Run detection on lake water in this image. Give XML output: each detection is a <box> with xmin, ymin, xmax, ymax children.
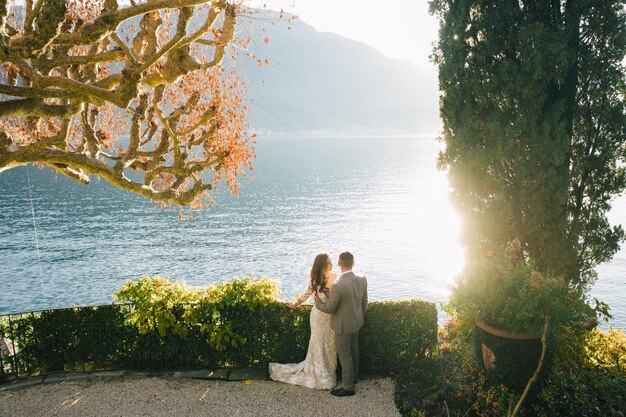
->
<box><xmin>0</xmin><ymin>136</ymin><xmax>624</xmax><ymax>329</ymax></box>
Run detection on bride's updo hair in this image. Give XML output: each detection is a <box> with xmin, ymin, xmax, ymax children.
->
<box><xmin>310</xmin><ymin>253</ymin><xmax>330</xmax><ymax>294</ymax></box>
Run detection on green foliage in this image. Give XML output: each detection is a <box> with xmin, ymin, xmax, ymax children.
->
<box><xmin>0</xmin><ymin>306</ymin><xmax>129</xmax><ymax>377</ymax></box>
<box><xmin>1</xmin><ymin>277</ymin><xmax>437</xmax><ymax>380</ymax></box>
<box><xmin>189</xmin><ymin>277</ymin><xmax>281</xmax><ymax>352</ymax></box>
<box><xmin>447</xmin><ymin>240</ymin><xmax>580</xmax><ymax>335</ymax></box>
<box><xmin>361</xmin><ymin>299</ymin><xmax>438</xmax><ymax>372</ymax></box>
<box><xmin>528</xmin><ymin>336</ymin><xmax>626</xmax><ymax>416</ymax></box>
<box><xmin>396</xmin><ymin>321</ymin><xmax>517</xmax><ymax>417</ymax></box>
<box><xmin>568</xmin><ymin>1</ymin><xmax>626</xmax><ymax>285</ymax></box>
<box><xmin>396</xmin><ymin>322</ymin><xmax>626</xmax><ymax>417</ymax></box>
<box><xmin>430</xmin><ymin>0</ymin><xmax>626</xmax><ymax>290</ymax></box>
<box><xmin>113</xmin><ymin>275</ymin><xmax>281</xmax><ymax>351</ymax></box>
<box><xmin>585</xmin><ymin>327</ymin><xmax>626</xmax><ymax>372</ymax></box>
<box><xmin>114</xmin><ymin>276</ymin><xmax>198</xmax><ymax>337</ymax></box>
<box><xmin>429</xmin><ymin>2</ymin><xmax>625</xmax><ymax>411</ymax></box>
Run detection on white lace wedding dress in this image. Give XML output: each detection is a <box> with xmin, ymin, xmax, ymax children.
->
<box><xmin>269</xmin><ymin>285</ymin><xmax>337</xmax><ymax>389</ymax></box>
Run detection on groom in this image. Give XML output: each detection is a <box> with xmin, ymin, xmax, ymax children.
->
<box><xmin>315</xmin><ymin>251</ymin><xmax>368</xmax><ymax>397</ymax></box>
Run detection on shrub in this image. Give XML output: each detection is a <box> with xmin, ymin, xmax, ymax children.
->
<box><xmin>361</xmin><ymin>299</ymin><xmax>438</xmax><ymax>372</ymax></box>
<box><xmin>448</xmin><ymin>240</ymin><xmax>576</xmax><ymax>336</ymax></box>
<box><xmin>113</xmin><ymin>275</ymin><xmax>281</xmax><ymax>352</ymax></box>
<box><xmin>188</xmin><ymin>276</ymin><xmax>282</xmax><ymax>353</ymax></box>
<box><xmin>0</xmin><ymin>306</ymin><xmax>129</xmax><ymax>376</ymax></box>
<box><xmin>395</xmin><ymin>322</ymin><xmax>626</xmax><ymax>417</ymax></box>
<box><xmin>1</xmin><ymin>276</ymin><xmax>437</xmax><ymax>379</ymax></box>
<box><xmin>531</xmin><ymin>358</ymin><xmax>626</xmax><ymax>416</ymax></box>
<box><xmin>584</xmin><ymin>327</ymin><xmax>626</xmax><ymax>372</ymax></box>
<box><xmin>114</xmin><ymin>276</ymin><xmax>198</xmax><ymax>337</ymax></box>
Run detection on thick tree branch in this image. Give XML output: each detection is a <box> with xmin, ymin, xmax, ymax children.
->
<box><xmin>28</xmin><ymin>117</ymin><xmax>72</xmax><ymax>152</ymax></box>
<box><xmin>19</xmin><ymin>0</ymin><xmax>67</xmax><ymax>58</ymax></box>
<box><xmin>93</xmin><ymin>73</ymin><xmax>122</xmax><ymax>90</ymax></box>
<box><xmin>178</xmin><ymin>106</ymin><xmax>216</xmax><ymax>136</ymax></box>
<box><xmin>193</xmin><ymin>39</ymin><xmax>217</xmax><ymax>47</ymax></box>
<box><xmin>15</xmin><ymin>59</ymin><xmax>111</xmax><ymax>105</ymax></box>
<box><xmin>0</xmin><ymin>98</ymin><xmax>80</xmax><ymax>118</ymax></box>
<box><xmin>39</xmin><ymin>49</ymin><xmax>126</xmax><ymax>72</ymax></box>
<box><xmin>0</xmin><ymin>0</ymin><xmax>253</xmax><ymax>208</ymax></box>
<box><xmin>124</xmin><ymin>93</ymin><xmax>149</xmax><ymax>165</ymax></box>
<box><xmin>24</xmin><ymin>0</ymin><xmax>44</xmax><ymax>34</ymax></box>
<box><xmin>141</xmin><ymin>3</ymin><xmax>233</xmax><ymax>87</ymax></box>
<box><xmin>21</xmin><ymin>0</ymin><xmax>223</xmax><ymax>47</ymax></box>
<box><xmin>201</xmin><ymin>3</ymin><xmax>236</xmax><ymax>70</ymax></box>
<box><xmin>36</xmin><ymin>75</ymin><xmax>113</xmax><ymax>106</ymax></box>
<box><xmin>109</xmin><ymin>33</ymin><xmax>138</xmax><ymax>65</ymax></box>
<box><xmin>54</xmin><ymin>164</ymin><xmax>90</xmax><ymax>184</ymax></box>
<box><xmin>0</xmin><ymin>84</ymin><xmax>77</xmax><ymax>100</ymax></box>
<box><xmin>0</xmin><ymin>146</ymin><xmax>211</xmax><ymax>205</ymax></box>
<box><xmin>190</xmin><ymin>125</ymin><xmax>218</xmax><ymax>146</ymax></box>
<box><xmin>0</xmin><ymin>0</ymin><xmax>10</xmax><ymax>46</ymax></box>
<box><xmin>139</xmin><ymin>7</ymin><xmax>194</xmax><ymax>73</ymax></box>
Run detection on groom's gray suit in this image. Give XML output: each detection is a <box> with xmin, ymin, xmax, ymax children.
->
<box><xmin>315</xmin><ymin>271</ymin><xmax>368</xmax><ymax>391</ymax></box>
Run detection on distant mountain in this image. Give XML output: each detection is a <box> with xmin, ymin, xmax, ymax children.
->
<box><xmin>237</xmin><ymin>11</ymin><xmax>441</xmax><ymax>135</ymax></box>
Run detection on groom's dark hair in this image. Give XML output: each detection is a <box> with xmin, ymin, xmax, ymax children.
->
<box><xmin>339</xmin><ymin>251</ymin><xmax>354</xmax><ymax>268</ymax></box>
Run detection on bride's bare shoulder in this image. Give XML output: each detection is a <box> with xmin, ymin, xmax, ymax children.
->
<box><xmin>326</xmin><ymin>272</ymin><xmax>338</xmax><ymax>287</ymax></box>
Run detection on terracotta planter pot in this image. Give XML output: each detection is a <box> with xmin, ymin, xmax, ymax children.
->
<box><xmin>474</xmin><ymin>318</ymin><xmax>542</xmax><ymax>389</ymax></box>
<box><xmin>475</xmin><ymin>318</ymin><xmax>542</xmax><ymax>340</ymax></box>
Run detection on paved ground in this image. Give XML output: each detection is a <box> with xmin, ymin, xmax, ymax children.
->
<box><xmin>0</xmin><ymin>373</ymin><xmax>401</xmax><ymax>417</ymax></box>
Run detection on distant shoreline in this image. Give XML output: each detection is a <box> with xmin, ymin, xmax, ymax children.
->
<box><xmin>252</xmin><ymin>131</ymin><xmax>441</xmax><ymax>139</ymax></box>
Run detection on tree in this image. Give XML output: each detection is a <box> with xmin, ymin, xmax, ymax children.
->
<box><xmin>430</xmin><ymin>0</ymin><xmax>626</xmax><ymax>291</ymax></box>
<box><xmin>0</xmin><ymin>0</ymin><xmax>255</xmax><ymax>208</ymax></box>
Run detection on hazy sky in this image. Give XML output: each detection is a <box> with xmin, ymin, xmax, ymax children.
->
<box><xmin>247</xmin><ymin>0</ymin><xmax>439</xmax><ymax>70</ymax></box>
<box><xmin>11</xmin><ymin>0</ymin><xmax>438</xmax><ymax>69</ymax></box>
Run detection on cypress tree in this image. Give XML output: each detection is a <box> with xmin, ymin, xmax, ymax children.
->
<box><xmin>430</xmin><ymin>0</ymin><xmax>626</xmax><ymax>291</ymax></box>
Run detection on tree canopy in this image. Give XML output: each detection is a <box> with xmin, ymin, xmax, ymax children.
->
<box><xmin>431</xmin><ymin>0</ymin><xmax>626</xmax><ymax>290</ymax></box>
<box><xmin>0</xmin><ymin>0</ymin><xmax>255</xmax><ymax>208</ymax></box>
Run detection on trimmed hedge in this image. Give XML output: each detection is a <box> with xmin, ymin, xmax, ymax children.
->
<box><xmin>1</xmin><ymin>299</ymin><xmax>437</xmax><ymax>380</ymax></box>
<box><xmin>361</xmin><ymin>299</ymin><xmax>438</xmax><ymax>372</ymax></box>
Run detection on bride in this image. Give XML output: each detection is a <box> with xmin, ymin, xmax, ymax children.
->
<box><xmin>269</xmin><ymin>253</ymin><xmax>338</xmax><ymax>389</ymax></box>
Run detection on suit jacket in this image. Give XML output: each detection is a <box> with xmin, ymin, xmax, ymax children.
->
<box><xmin>315</xmin><ymin>271</ymin><xmax>368</xmax><ymax>335</ymax></box>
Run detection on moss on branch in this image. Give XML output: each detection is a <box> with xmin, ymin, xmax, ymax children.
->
<box><xmin>0</xmin><ymin>98</ymin><xmax>80</xmax><ymax>118</ymax></box>
<box><xmin>21</xmin><ymin>0</ymin><xmax>67</xmax><ymax>57</ymax></box>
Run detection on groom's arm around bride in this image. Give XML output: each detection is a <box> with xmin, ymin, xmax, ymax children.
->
<box><xmin>315</xmin><ymin>251</ymin><xmax>368</xmax><ymax>396</ymax></box>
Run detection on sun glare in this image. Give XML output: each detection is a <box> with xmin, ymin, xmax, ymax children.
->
<box><xmin>418</xmin><ymin>169</ymin><xmax>465</xmax><ymax>300</ymax></box>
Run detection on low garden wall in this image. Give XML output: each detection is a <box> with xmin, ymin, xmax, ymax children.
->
<box><xmin>0</xmin><ymin>283</ymin><xmax>437</xmax><ymax>381</ymax></box>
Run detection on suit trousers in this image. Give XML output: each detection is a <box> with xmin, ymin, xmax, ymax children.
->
<box><xmin>335</xmin><ymin>331</ymin><xmax>359</xmax><ymax>391</ymax></box>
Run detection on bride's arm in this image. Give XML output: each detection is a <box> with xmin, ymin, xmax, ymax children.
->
<box><xmin>287</xmin><ymin>281</ymin><xmax>314</xmax><ymax>308</ymax></box>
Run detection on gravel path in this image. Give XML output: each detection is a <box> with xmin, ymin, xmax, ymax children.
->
<box><xmin>0</xmin><ymin>376</ymin><xmax>401</xmax><ymax>417</ymax></box>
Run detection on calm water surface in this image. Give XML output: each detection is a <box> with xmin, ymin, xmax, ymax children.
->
<box><xmin>0</xmin><ymin>136</ymin><xmax>624</xmax><ymax>328</ymax></box>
